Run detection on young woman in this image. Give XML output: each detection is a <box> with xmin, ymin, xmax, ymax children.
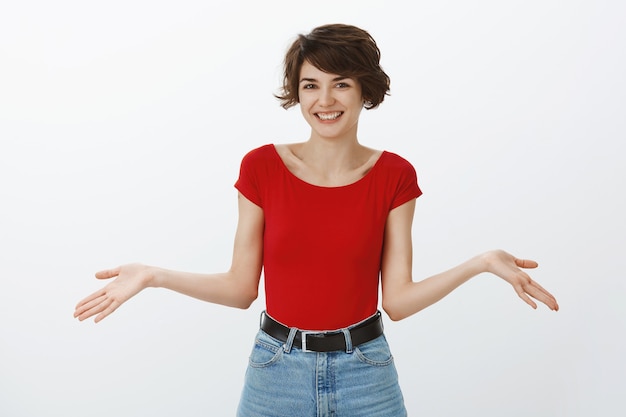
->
<box><xmin>74</xmin><ymin>24</ymin><xmax>559</xmax><ymax>416</ymax></box>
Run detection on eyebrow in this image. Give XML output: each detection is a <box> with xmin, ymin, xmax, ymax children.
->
<box><xmin>299</xmin><ymin>76</ymin><xmax>349</xmax><ymax>83</ymax></box>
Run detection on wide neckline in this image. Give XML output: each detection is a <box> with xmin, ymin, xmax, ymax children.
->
<box><xmin>270</xmin><ymin>144</ymin><xmax>387</xmax><ymax>189</ymax></box>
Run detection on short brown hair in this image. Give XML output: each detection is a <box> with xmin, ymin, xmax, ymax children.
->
<box><xmin>276</xmin><ymin>24</ymin><xmax>391</xmax><ymax>110</ymax></box>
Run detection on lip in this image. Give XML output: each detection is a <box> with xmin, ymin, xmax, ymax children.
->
<box><xmin>314</xmin><ymin>111</ymin><xmax>344</xmax><ymax>122</ymax></box>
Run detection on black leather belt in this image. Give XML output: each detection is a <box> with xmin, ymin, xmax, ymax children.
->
<box><xmin>260</xmin><ymin>311</ymin><xmax>384</xmax><ymax>352</ymax></box>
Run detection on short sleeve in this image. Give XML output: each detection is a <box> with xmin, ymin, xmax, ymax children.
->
<box><xmin>234</xmin><ymin>147</ymin><xmax>265</xmax><ymax>208</ymax></box>
<box><xmin>389</xmin><ymin>154</ymin><xmax>422</xmax><ymax>210</ymax></box>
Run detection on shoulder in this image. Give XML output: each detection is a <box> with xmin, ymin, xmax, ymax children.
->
<box><xmin>241</xmin><ymin>144</ymin><xmax>276</xmax><ymax>162</ymax></box>
<box><xmin>381</xmin><ymin>151</ymin><xmax>415</xmax><ymax>168</ymax></box>
<box><xmin>379</xmin><ymin>151</ymin><xmax>418</xmax><ymax>177</ymax></box>
<box><xmin>377</xmin><ymin>151</ymin><xmax>422</xmax><ymax>206</ymax></box>
<box><xmin>239</xmin><ymin>144</ymin><xmax>280</xmax><ymax>170</ymax></box>
<box><xmin>235</xmin><ymin>145</ymin><xmax>279</xmax><ymax>202</ymax></box>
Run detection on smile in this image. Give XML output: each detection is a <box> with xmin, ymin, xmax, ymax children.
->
<box><xmin>315</xmin><ymin>111</ymin><xmax>343</xmax><ymax>121</ymax></box>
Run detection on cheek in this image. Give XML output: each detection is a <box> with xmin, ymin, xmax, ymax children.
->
<box><xmin>299</xmin><ymin>102</ymin><xmax>313</xmax><ymax>121</ymax></box>
<box><xmin>298</xmin><ymin>94</ymin><xmax>314</xmax><ymax>110</ymax></box>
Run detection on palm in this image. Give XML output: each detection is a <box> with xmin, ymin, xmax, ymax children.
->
<box><xmin>483</xmin><ymin>250</ymin><xmax>558</xmax><ymax>311</ymax></box>
<box><xmin>74</xmin><ymin>263</ymin><xmax>151</xmax><ymax>322</ymax></box>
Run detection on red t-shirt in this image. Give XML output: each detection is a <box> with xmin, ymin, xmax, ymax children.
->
<box><xmin>235</xmin><ymin>144</ymin><xmax>422</xmax><ymax>330</ymax></box>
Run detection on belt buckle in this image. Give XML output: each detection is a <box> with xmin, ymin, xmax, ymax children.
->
<box><xmin>300</xmin><ymin>331</ymin><xmax>314</xmax><ymax>353</ymax></box>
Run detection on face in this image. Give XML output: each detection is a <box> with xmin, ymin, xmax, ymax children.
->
<box><xmin>298</xmin><ymin>61</ymin><xmax>364</xmax><ymax>141</ymax></box>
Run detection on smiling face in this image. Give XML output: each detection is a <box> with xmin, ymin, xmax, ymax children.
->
<box><xmin>298</xmin><ymin>61</ymin><xmax>364</xmax><ymax>141</ymax></box>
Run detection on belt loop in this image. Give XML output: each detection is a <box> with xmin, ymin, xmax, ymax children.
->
<box><xmin>259</xmin><ymin>310</ymin><xmax>266</xmax><ymax>328</ymax></box>
<box><xmin>284</xmin><ymin>327</ymin><xmax>298</xmax><ymax>354</ymax></box>
<box><xmin>342</xmin><ymin>328</ymin><xmax>353</xmax><ymax>353</ymax></box>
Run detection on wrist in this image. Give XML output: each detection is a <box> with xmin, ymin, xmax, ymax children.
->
<box><xmin>465</xmin><ymin>252</ymin><xmax>489</xmax><ymax>276</ymax></box>
<box><xmin>143</xmin><ymin>265</ymin><xmax>163</xmax><ymax>288</ymax></box>
<box><xmin>478</xmin><ymin>250</ymin><xmax>505</xmax><ymax>275</ymax></box>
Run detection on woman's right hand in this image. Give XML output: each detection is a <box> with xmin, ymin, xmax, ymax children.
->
<box><xmin>74</xmin><ymin>263</ymin><xmax>154</xmax><ymax>323</ymax></box>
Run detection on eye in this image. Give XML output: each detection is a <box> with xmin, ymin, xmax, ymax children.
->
<box><xmin>302</xmin><ymin>83</ymin><xmax>317</xmax><ymax>89</ymax></box>
<box><xmin>336</xmin><ymin>82</ymin><xmax>350</xmax><ymax>88</ymax></box>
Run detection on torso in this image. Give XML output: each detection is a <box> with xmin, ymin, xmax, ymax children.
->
<box><xmin>234</xmin><ymin>144</ymin><xmax>422</xmax><ymax>329</ymax></box>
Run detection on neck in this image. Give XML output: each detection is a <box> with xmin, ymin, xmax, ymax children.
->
<box><xmin>298</xmin><ymin>137</ymin><xmax>367</xmax><ymax>173</ymax></box>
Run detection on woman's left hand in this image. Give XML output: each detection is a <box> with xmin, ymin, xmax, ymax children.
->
<box><xmin>482</xmin><ymin>250</ymin><xmax>559</xmax><ymax>311</ymax></box>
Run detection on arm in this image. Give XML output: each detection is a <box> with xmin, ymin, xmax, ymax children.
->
<box><xmin>380</xmin><ymin>200</ymin><xmax>559</xmax><ymax>322</ymax></box>
<box><xmin>74</xmin><ymin>193</ymin><xmax>264</xmax><ymax>323</ymax></box>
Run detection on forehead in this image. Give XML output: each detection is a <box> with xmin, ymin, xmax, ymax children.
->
<box><xmin>299</xmin><ymin>61</ymin><xmax>347</xmax><ymax>81</ymax></box>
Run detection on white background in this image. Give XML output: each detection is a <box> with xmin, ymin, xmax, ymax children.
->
<box><xmin>1</xmin><ymin>1</ymin><xmax>624</xmax><ymax>416</ymax></box>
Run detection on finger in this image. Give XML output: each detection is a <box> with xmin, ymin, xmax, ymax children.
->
<box><xmin>524</xmin><ymin>277</ymin><xmax>556</xmax><ymax>300</ymax></box>
<box><xmin>94</xmin><ymin>299</ymin><xmax>120</xmax><ymax>323</ymax></box>
<box><xmin>95</xmin><ymin>267</ymin><xmax>121</xmax><ymax>280</ymax></box>
<box><xmin>527</xmin><ymin>278</ymin><xmax>550</xmax><ymax>295</ymax></box>
<box><xmin>75</xmin><ymin>289</ymin><xmax>106</xmax><ymax>311</ymax></box>
<box><xmin>74</xmin><ymin>293</ymin><xmax>107</xmax><ymax>317</ymax></box>
<box><xmin>526</xmin><ymin>282</ymin><xmax>559</xmax><ymax>311</ymax></box>
<box><xmin>514</xmin><ymin>285</ymin><xmax>538</xmax><ymax>309</ymax></box>
<box><xmin>514</xmin><ymin>258</ymin><xmax>538</xmax><ymax>269</ymax></box>
<box><xmin>517</xmin><ymin>278</ymin><xmax>559</xmax><ymax>311</ymax></box>
<box><xmin>530</xmin><ymin>292</ymin><xmax>559</xmax><ymax>311</ymax></box>
<box><xmin>78</xmin><ymin>297</ymin><xmax>114</xmax><ymax>322</ymax></box>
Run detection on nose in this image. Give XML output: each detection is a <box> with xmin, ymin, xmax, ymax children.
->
<box><xmin>318</xmin><ymin>86</ymin><xmax>335</xmax><ymax>107</ymax></box>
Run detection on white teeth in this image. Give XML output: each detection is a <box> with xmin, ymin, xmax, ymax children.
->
<box><xmin>316</xmin><ymin>112</ymin><xmax>342</xmax><ymax>120</ymax></box>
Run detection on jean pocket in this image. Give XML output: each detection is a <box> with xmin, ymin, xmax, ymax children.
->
<box><xmin>248</xmin><ymin>331</ymin><xmax>284</xmax><ymax>368</ymax></box>
<box><xmin>354</xmin><ymin>335</ymin><xmax>394</xmax><ymax>367</ymax></box>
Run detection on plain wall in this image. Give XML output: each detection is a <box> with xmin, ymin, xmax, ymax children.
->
<box><xmin>1</xmin><ymin>0</ymin><xmax>624</xmax><ymax>416</ymax></box>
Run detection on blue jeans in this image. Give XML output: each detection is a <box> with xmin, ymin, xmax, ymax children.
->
<box><xmin>237</xmin><ymin>320</ymin><xmax>407</xmax><ymax>416</ymax></box>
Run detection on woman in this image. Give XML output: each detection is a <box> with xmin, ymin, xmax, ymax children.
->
<box><xmin>74</xmin><ymin>24</ymin><xmax>558</xmax><ymax>416</ymax></box>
